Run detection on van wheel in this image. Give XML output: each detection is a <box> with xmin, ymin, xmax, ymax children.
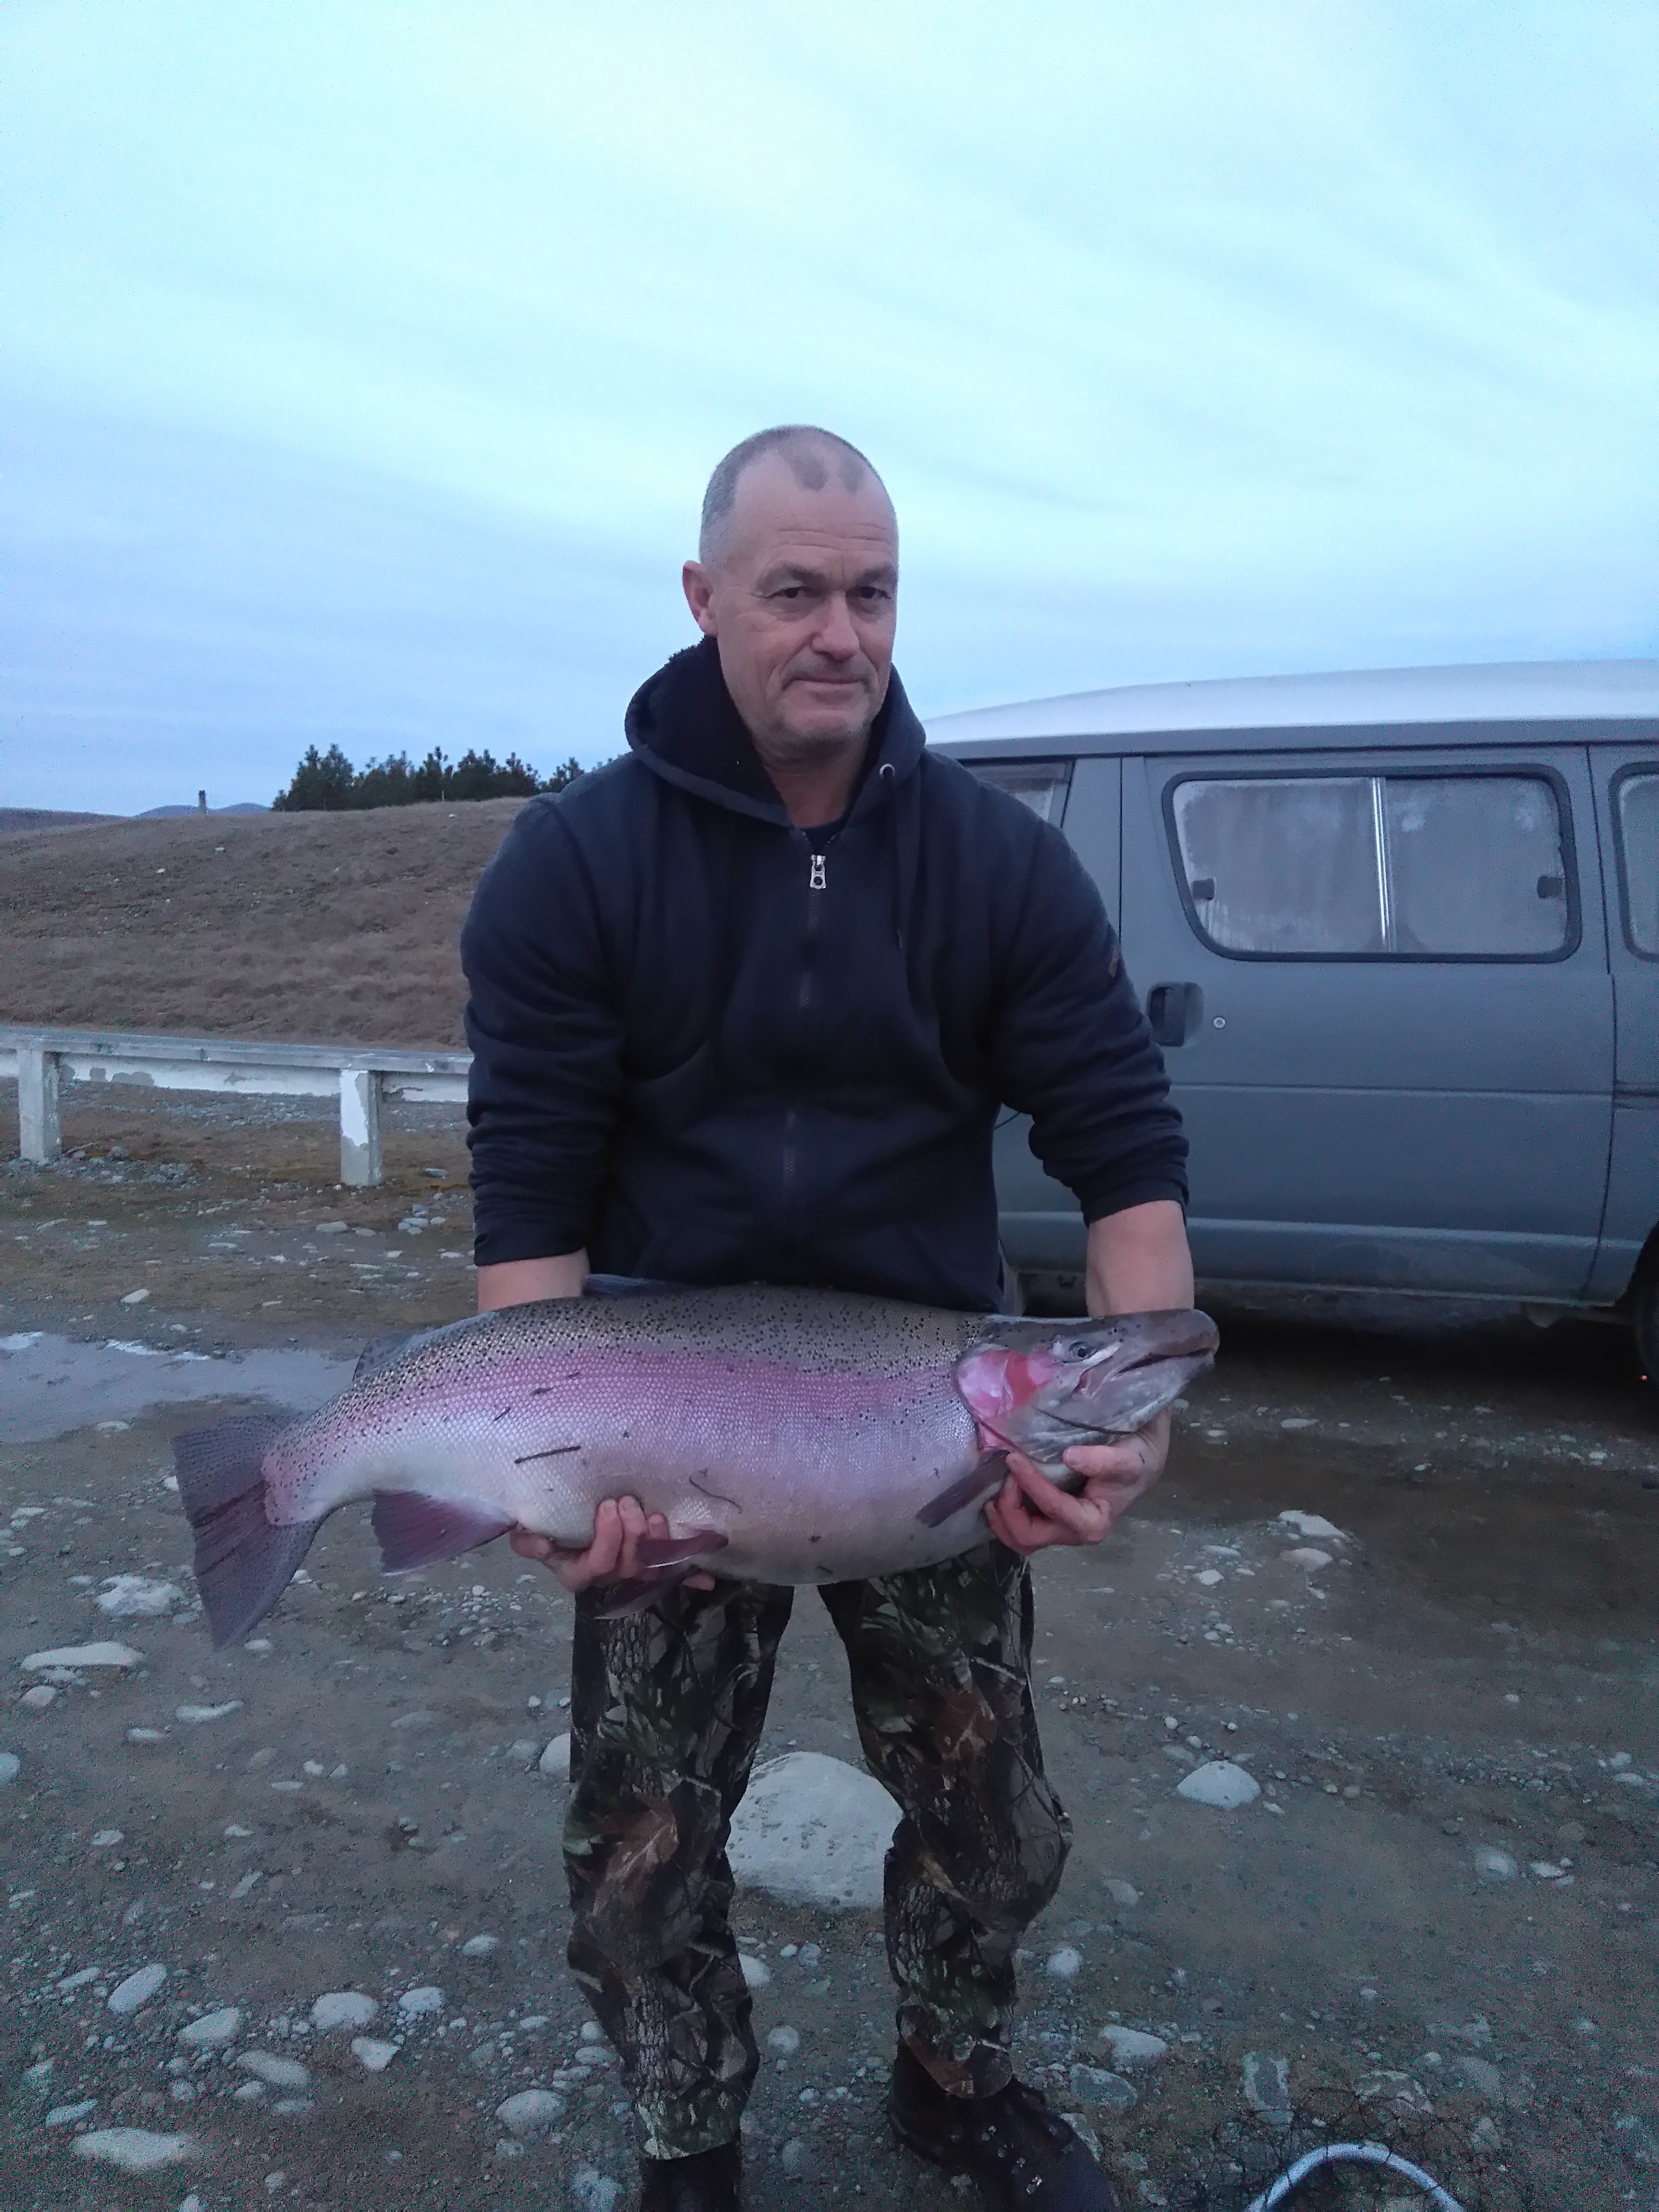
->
<box><xmin>1636</xmin><ymin>1269</ymin><xmax>1659</xmax><ymax>1388</ymax></box>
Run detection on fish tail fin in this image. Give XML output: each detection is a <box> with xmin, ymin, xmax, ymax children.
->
<box><xmin>173</xmin><ymin>1414</ymin><xmax>320</xmax><ymax>1649</ymax></box>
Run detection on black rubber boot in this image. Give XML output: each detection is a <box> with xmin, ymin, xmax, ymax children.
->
<box><xmin>638</xmin><ymin>2138</ymin><xmax>743</xmax><ymax>2212</ymax></box>
<box><xmin>888</xmin><ymin>2045</ymin><xmax>1123</xmax><ymax>2211</ymax></box>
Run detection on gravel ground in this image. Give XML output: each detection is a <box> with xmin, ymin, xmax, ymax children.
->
<box><xmin>2</xmin><ymin>1088</ymin><xmax>1658</xmax><ymax>2211</ymax></box>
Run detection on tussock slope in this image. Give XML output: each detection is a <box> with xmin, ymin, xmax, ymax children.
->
<box><xmin>0</xmin><ymin>798</ymin><xmax>533</xmax><ymax>1045</ymax></box>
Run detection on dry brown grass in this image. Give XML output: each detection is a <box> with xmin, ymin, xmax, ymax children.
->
<box><xmin>0</xmin><ymin>799</ymin><xmax>532</xmax><ymax>1046</ymax></box>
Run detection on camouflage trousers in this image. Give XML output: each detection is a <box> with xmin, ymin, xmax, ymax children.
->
<box><xmin>563</xmin><ymin>1542</ymin><xmax>1071</xmax><ymax>2159</ymax></box>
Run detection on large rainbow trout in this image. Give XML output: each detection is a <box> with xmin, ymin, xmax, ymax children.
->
<box><xmin>175</xmin><ymin>1282</ymin><xmax>1217</xmax><ymax>1647</ymax></box>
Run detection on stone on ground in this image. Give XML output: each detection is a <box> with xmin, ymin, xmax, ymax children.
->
<box><xmin>1242</xmin><ymin>2051</ymin><xmax>1292</xmax><ymax>2125</ymax></box>
<box><xmin>539</xmin><ymin>1731</ymin><xmax>572</xmax><ymax>1777</ymax></box>
<box><xmin>23</xmin><ymin>1642</ymin><xmax>142</xmax><ymax>1671</ymax></box>
<box><xmin>0</xmin><ymin>1752</ymin><xmax>18</xmax><ymax>1784</ymax></box>
<box><xmin>1068</xmin><ymin>2065</ymin><xmax>1136</xmax><ymax>2112</ymax></box>
<box><xmin>739</xmin><ymin>1953</ymin><xmax>771</xmax><ymax>1987</ymax></box>
<box><xmin>311</xmin><ymin>1990</ymin><xmax>377</xmax><ymax>2030</ymax></box>
<box><xmin>1101</xmin><ymin>2026</ymin><xmax>1169</xmax><ymax>2067</ymax></box>
<box><xmin>97</xmin><ymin>1575</ymin><xmax>181</xmax><ymax>1616</ymax></box>
<box><xmin>1276</xmin><ymin>1511</ymin><xmax>1344</xmax><ymax>1541</ymax></box>
<box><xmin>727</xmin><ymin>1751</ymin><xmax>898</xmax><ymax>1909</ymax></box>
<box><xmin>1176</xmin><ymin>1761</ymin><xmax>1261</xmax><ymax>1809</ymax></box>
<box><xmin>352</xmin><ymin>2037</ymin><xmax>398</xmax><ymax>2071</ymax></box>
<box><xmin>71</xmin><ymin>2128</ymin><xmax>196</xmax><ymax>2172</ymax></box>
<box><xmin>1474</xmin><ymin>1845</ymin><xmax>1519</xmax><ymax>1881</ymax></box>
<box><xmin>497</xmin><ymin>2088</ymin><xmax>565</xmax><ymax>2137</ymax></box>
<box><xmin>572</xmin><ymin>2168</ymin><xmax>622</xmax><ymax>2212</ymax></box>
<box><xmin>178</xmin><ymin>2007</ymin><xmax>243</xmax><ymax>2047</ymax></box>
<box><xmin>107</xmin><ymin>1963</ymin><xmax>167</xmax><ymax>2014</ymax></box>
<box><xmin>237</xmin><ymin>2050</ymin><xmax>310</xmax><ymax>2090</ymax></box>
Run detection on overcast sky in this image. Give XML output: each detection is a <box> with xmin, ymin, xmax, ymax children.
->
<box><xmin>3</xmin><ymin>2</ymin><xmax>1655</xmax><ymax>813</ymax></box>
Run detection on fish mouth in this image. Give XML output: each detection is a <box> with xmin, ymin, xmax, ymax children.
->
<box><xmin>1077</xmin><ymin>1309</ymin><xmax>1219</xmax><ymax>1374</ymax></box>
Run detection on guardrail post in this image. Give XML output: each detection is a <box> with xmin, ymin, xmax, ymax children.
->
<box><xmin>339</xmin><ymin>1067</ymin><xmax>383</xmax><ymax>1186</ymax></box>
<box><xmin>17</xmin><ymin>1047</ymin><xmax>63</xmax><ymax>1163</ymax></box>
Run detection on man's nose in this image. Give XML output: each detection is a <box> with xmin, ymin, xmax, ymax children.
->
<box><xmin>811</xmin><ymin>595</ymin><xmax>861</xmax><ymax>660</ymax></box>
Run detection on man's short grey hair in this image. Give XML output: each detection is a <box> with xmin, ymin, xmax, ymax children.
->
<box><xmin>698</xmin><ymin>425</ymin><xmax>886</xmax><ymax>563</ymax></box>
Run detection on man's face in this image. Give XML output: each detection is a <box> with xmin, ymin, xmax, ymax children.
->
<box><xmin>682</xmin><ymin>451</ymin><xmax>899</xmax><ymax>765</ymax></box>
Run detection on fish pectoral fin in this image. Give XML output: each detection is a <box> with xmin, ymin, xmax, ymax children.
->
<box><xmin>594</xmin><ymin>1568</ymin><xmax>697</xmax><ymax>1618</ymax></box>
<box><xmin>914</xmin><ymin>1452</ymin><xmax>1011</xmax><ymax>1529</ymax></box>
<box><xmin>371</xmin><ymin>1491</ymin><xmax>515</xmax><ymax>1574</ymax></box>
<box><xmin>631</xmin><ymin>1530</ymin><xmax>729</xmax><ymax>1570</ymax></box>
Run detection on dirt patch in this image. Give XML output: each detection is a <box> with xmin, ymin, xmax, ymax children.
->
<box><xmin>3</xmin><ymin>1124</ymin><xmax>1658</xmax><ymax>2210</ymax></box>
<box><xmin>0</xmin><ymin>798</ymin><xmax>532</xmax><ymax>1044</ymax></box>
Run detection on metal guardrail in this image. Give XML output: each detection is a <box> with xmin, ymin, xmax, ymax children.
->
<box><xmin>0</xmin><ymin>1023</ymin><xmax>469</xmax><ymax>1187</ymax></box>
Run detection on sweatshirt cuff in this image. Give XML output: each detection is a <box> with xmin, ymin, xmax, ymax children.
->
<box><xmin>472</xmin><ymin>1219</ymin><xmax>591</xmax><ymax>1269</ymax></box>
<box><xmin>1079</xmin><ymin>1174</ymin><xmax>1190</xmax><ymax>1226</ymax></box>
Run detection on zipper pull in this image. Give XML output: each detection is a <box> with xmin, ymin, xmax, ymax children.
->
<box><xmin>809</xmin><ymin>853</ymin><xmax>827</xmax><ymax>891</ymax></box>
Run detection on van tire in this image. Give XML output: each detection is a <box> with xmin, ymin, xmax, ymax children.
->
<box><xmin>1636</xmin><ymin>1268</ymin><xmax>1659</xmax><ymax>1388</ymax></box>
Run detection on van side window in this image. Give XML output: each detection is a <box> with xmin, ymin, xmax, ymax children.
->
<box><xmin>1170</xmin><ymin>773</ymin><xmax>1572</xmax><ymax>959</ymax></box>
<box><xmin>966</xmin><ymin>760</ymin><xmax>1073</xmax><ymax>825</ymax></box>
<box><xmin>1614</xmin><ymin>771</ymin><xmax>1659</xmax><ymax>955</ymax></box>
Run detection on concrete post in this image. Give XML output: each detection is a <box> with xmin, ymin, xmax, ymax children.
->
<box><xmin>17</xmin><ymin>1046</ymin><xmax>63</xmax><ymax>1162</ymax></box>
<box><xmin>339</xmin><ymin>1067</ymin><xmax>383</xmax><ymax>1186</ymax></box>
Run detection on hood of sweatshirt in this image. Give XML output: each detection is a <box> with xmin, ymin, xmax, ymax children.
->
<box><xmin>623</xmin><ymin>634</ymin><xmax>926</xmax><ymax>828</ymax></box>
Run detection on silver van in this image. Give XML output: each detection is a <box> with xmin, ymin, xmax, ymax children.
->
<box><xmin>929</xmin><ymin>659</ymin><xmax>1659</xmax><ymax>1371</ymax></box>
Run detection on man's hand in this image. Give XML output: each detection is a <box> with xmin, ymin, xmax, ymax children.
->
<box><xmin>984</xmin><ymin>1409</ymin><xmax>1171</xmax><ymax>1556</ymax></box>
<box><xmin>509</xmin><ymin>1496</ymin><xmax>718</xmax><ymax>1597</ymax></box>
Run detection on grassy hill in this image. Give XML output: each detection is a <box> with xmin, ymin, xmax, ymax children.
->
<box><xmin>0</xmin><ymin>798</ymin><xmax>533</xmax><ymax>1045</ymax></box>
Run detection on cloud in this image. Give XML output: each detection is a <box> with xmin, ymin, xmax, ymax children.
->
<box><xmin>1</xmin><ymin>1</ymin><xmax>1654</xmax><ymax>808</ymax></box>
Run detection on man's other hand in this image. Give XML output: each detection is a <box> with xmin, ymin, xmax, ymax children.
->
<box><xmin>509</xmin><ymin>1496</ymin><xmax>718</xmax><ymax>1596</ymax></box>
<box><xmin>984</xmin><ymin>1410</ymin><xmax>1171</xmax><ymax>1556</ymax></box>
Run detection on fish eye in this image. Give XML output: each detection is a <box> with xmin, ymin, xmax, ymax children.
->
<box><xmin>1056</xmin><ymin>1337</ymin><xmax>1098</xmax><ymax>1362</ymax></box>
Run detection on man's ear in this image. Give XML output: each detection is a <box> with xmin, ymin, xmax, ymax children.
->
<box><xmin>682</xmin><ymin>561</ymin><xmax>719</xmax><ymax>637</ymax></box>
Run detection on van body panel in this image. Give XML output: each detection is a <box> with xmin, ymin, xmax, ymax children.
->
<box><xmin>1585</xmin><ymin>744</ymin><xmax>1659</xmax><ymax>1303</ymax></box>
<box><xmin>1118</xmin><ymin>743</ymin><xmax>1612</xmax><ymax>1296</ymax></box>
<box><xmin>933</xmin><ymin>662</ymin><xmax>1659</xmax><ymax>1313</ymax></box>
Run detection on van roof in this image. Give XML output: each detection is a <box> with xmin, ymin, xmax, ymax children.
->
<box><xmin>925</xmin><ymin>656</ymin><xmax>1659</xmax><ymax>756</ymax></box>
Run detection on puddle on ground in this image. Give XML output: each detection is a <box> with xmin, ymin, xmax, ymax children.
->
<box><xmin>0</xmin><ymin>1330</ymin><xmax>354</xmax><ymax>1442</ymax></box>
<box><xmin>1162</xmin><ymin>1427</ymin><xmax>1659</xmax><ymax>1645</ymax></box>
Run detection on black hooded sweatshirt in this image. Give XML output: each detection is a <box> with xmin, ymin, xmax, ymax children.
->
<box><xmin>461</xmin><ymin>637</ymin><xmax>1187</xmax><ymax>1312</ymax></box>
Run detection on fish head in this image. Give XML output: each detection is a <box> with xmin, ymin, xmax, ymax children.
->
<box><xmin>954</xmin><ymin>1308</ymin><xmax>1219</xmax><ymax>1461</ymax></box>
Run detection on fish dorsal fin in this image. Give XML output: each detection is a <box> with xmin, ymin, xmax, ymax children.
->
<box><xmin>353</xmin><ymin>1329</ymin><xmax>421</xmax><ymax>1384</ymax></box>
<box><xmin>584</xmin><ymin>1274</ymin><xmax>692</xmax><ymax>1299</ymax></box>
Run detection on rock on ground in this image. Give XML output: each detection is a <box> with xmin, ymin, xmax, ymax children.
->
<box><xmin>107</xmin><ymin>1963</ymin><xmax>167</xmax><ymax>2014</ymax></box>
<box><xmin>1176</xmin><ymin>1760</ymin><xmax>1261</xmax><ymax>1809</ymax></box>
<box><xmin>1243</xmin><ymin>2051</ymin><xmax>1292</xmax><ymax>2124</ymax></box>
<box><xmin>497</xmin><ymin>2088</ymin><xmax>565</xmax><ymax>2136</ymax></box>
<box><xmin>178</xmin><ymin>2007</ymin><xmax>243</xmax><ymax>2047</ymax></box>
<box><xmin>1100</xmin><ymin>2026</ymin><xmax>1169</xmax><ymax>2067</ymax></box>
<box><xmin>23</xmin><ymin>1641</ymin><xmax>142</xmax><ymax>1670</ymax></box>
<box><xmin>96</xmin><ymin>1574</ymin><xmax>181</xmax><ymax>1616</ymax></box>
<box><xmin>726</xmin><ymin>1751</ymin><xmax>898</xmax><ymax>1909</ymax></box>
<box><xmin>572</xmin><ymin>2168</ymin><xmax>622</xmax><ymax>2212</ymax></box>
<box><xmin>237</xmin><ymin>2050</ymin><xmax>310</xmax><ymax>2089</ymax></box>
<box><xmin>1068</xmin><ymin>2065</ymin><xmax>1136</xmax><ymax>2112</ymax></box>
<box><xmin>71</xmin><ymin>2128</ymin><xmax>196</xmax><ymax>2172</ymax></box>
<box><xmin>311</xmin><ymin>1990</ymin><xmax>377</xmax><ymax>2030</ymax></box>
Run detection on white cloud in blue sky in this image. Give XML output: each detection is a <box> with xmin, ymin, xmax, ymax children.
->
<box><xmin>2</xmin><ymin>1</ymin><xmax>1654</xmax><ymax>810</ymax></box>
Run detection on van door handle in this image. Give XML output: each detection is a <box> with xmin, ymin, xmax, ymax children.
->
<box><xmin>1146</xmin><ymin>982</ymin><xmax>1204</xmax><ymax>1047</ymax></box>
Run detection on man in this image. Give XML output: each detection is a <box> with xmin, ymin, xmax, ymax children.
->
<box><xmin>462</xmin><ymin>426</ymin><xmax>1192</xmax><ymax>2212</ymax></box>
